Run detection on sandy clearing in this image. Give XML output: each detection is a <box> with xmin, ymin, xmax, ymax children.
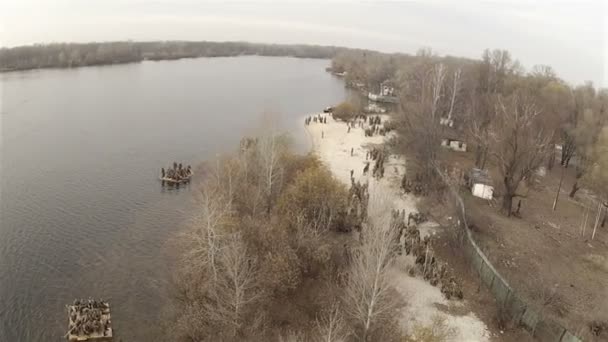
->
<box><xmin>304</xmin><ymin>113</ymin><xmax>491</xmax><ymax>341</ymax></box>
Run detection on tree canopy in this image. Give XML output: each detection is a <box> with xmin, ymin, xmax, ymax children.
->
<box><xmin>0</xmin><ymin>41</ymin><xmax>359</xmax><ymax>72</ymax></box>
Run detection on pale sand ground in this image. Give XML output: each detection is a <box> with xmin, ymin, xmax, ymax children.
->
<box><xmin>305</xmin><ymin>113</ymin><xmax>491</xmax><ymax>341</ymax></box>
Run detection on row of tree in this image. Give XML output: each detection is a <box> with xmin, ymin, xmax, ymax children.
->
<box><xmin>332</xmin><ymin>48</ymin><xmax>608</xmax><ymax>215</ymax></box>
<box><xmin>167</xmin><ymin>128</ymin><xmax>406</xmax><ymax>341</ymax></box>
<box><xmin>0</xmin><ymin>41</ymin><xmax>366</xmax><ymax>72</ymax></box>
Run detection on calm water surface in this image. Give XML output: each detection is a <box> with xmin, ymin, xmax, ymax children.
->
<box><xmin>0</xmin><ymin>56</ymin><xmax>347</xmax><ymax>341</ymax></box>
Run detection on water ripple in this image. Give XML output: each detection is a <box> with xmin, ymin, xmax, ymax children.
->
<box><xmin>0</xmin><ymin>56</ymin><xmax>347</xmax><ymax>341</ymax></box>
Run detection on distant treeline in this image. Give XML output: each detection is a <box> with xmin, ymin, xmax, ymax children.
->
<box><xmin>0</xmin><ymin>41</ymin><xmax>363</xmax><ymax>72</ymax></box>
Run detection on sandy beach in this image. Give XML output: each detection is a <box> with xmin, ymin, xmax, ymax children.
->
<box><xmin>305</xmin><ymin>112</ymin><xmax>491</xmax><ymax>341</ymax></box>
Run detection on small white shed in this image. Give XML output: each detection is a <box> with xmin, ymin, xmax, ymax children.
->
<box><xmin>440</xmin><ymin>117</ymin><xmax>454</xmax><ymax>127</ymax></box>
<box><xmin>469</xmin><ymin>168</ymin><xmax>494</xmax><ymax>200</ymax></box>
<box><xmin>472</xmin><ymin>183</ymin><xmax>494</xmax><ymax>199</ymax></box>
<box><xmin>441</xmin><ymin>138</ymin><xmax>467</xmax><ymax>152</ymax></box>
<box><xmin>440</xmin><ymin>127</ymin><xmax>467</xmax><ymax>152</ymax></box>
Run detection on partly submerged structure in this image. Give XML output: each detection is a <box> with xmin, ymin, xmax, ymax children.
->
<box><xmin>66</xmin><ymin>299</ymin><xmax>112</xmax><ymax>341</ymax></box>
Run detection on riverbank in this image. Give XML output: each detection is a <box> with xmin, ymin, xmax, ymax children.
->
<box><xmin>304</xmin><ymin>112</ymin><xmax>492</xmax><ymax>341</ymax></box>
<box><xmin>0</xmin><ymin>41</ymin><xmax>347</xmax><ymax>73</ymax></box>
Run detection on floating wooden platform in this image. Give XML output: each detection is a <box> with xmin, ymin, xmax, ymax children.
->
<box><xmin>160</xmin><ymin>174</ymin><xmax>192</xmax><ymax>184</ymax></box>
<box><xmin>160</xmin><ymin>171</ymin><xmax>193</xmax><ymax>184</ymax></box>
<box><xmin>66</xmin><ymin>299</ymin><xmax>112</xmax><ymax>341</ymax></box>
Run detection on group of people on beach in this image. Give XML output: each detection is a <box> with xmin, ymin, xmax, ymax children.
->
<box><xmin>392</xmin><ymin>210</ymin><xmax>464</xmax><ymax>300</ymax></box>
<box><xmin>304</xmin><ymin>114</ymin><xmax>327</xmax><ymax>125</ymax></box>
<box><xmin>161</xmin><ymin>162</ymin><xmax>192</xmax><ymax>182</ymax></box>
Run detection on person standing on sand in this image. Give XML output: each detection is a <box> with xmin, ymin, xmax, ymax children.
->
<box><xmin>322</xmin><ymin>131</ymin><xmax>324</xmax><ymax>139</ymax></box>
<box><xmin>351</xmin><ymin>148</ymin><xmax>354</xmax><ymax>156</ymax></box>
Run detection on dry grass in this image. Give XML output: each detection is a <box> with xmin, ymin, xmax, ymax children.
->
<box><xmin>582</xmin><ymin>254</ymin><xmax>608</xmax><ymax>273</ymax></box>
<box><xmin>438</xmin><ymin>149</ymin><xmax>608</xmax><ymax>340</ymax></box>
<box><xmin>404</xmin><ymin>315</ymin><xmax>456</xmax><ymax>342</ymax></box>
<box><xmin>531</xmin><ymin>285</ymin><xmax>570</xmax><ymax>318</ymax></box>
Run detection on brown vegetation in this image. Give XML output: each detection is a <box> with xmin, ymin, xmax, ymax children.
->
<box><xmin>166</xmin><ymin>132</ymin><xmax>404</xmax><ymax>341</ymax></box>
<box><xmin>332</xmin><ymin>101</ymin><xmax>360</xmax><ymax>122</ymax></box>
<box><xmin>333</xmin><ymin>46</ymin><xmax>608</xmax><ymax>340</ymax></box>
<box><xmin>488</xmin><ymin>94</ymin><xmax>552</xmax><ymax>214</ymax></box>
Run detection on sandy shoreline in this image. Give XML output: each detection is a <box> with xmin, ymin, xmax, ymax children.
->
<box><xmin>303</xmin><ymin>112</ymin><xmax>491</xmax><ymax>341</ymax></box>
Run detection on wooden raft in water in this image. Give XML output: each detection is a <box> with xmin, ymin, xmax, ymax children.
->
<box><xmin>66</xmin><ymin>299</ymin><xmax>113</xmax><ymax>341</ymax></box>
<box><xmin>160</xmin><ymin>172</ymin><xmax>193</xmax><ymax>184</ymax></box>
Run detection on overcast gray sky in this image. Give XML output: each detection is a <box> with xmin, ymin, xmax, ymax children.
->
<box><xmin>1</xmin><ymin>0</ymin><xmax>606</xmax><ymax>86</ymax></box>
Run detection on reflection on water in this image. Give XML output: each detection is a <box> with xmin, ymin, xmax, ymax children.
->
<box><xmin>0</xmin><ymin>56</ymin><xmax>347</xmax><ymax>341</ymax></box>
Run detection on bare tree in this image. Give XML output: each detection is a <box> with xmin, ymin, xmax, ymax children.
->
<box><xmin>314</xmin><ymin>303</ymin><xmax>350</xmax><ymax>342</ymax></box>
<box><xmin>430</xmin><ymin>63</ymin><xmax>446</xmax><ymax>118</ymax></box>
<box><xmin>211</xmin><ymin>233</ymin><xmax>264</xmax><ymax>337</ymax></box>
<box><xmin>467</xmin><ymin>49</ymin><xmax>519</xmax><ymax>169</ymax></box>
<box><xmin>585</xmin><ymin>125</ymin><xmax>608</xmax><ymax>205</ymax></box>
<box><xmin>466</xmin><ymin>93</ymin><xmax>495</xmax><ymax>170</ymax></box>
<box><xmin>397</xmin><ymin>62</ymin><xmax>447</xmax><ymax>181</ymax></box>
<box><xmin>170</xmin><ymin>158</ymin><xmax>268</xmax><ymax>341</ymax></box>
<box><xmin>182</xmin><ymin>161</ymin><xmax>236</xmax><ymax>284</ymax></box>
<box><xmin>343</xmin><ymin>189</ymin><xmax>398</xmax><ymax>341</ymax></box>
<box><xmin>559</xmin><ymin>87</ymin><xmax>582</xmax><ymax>167</ymax></box>
<box><xmin>278</xmin><ymin>331</ymin><xmax>307</xmax><ymax>342</ymax></box>
<box><xmin>256</xmin><ymin>117</ymin><xmax>287</xmax><ymax>215</ymax></box>
<box><xmin>538</xmin><ymin>80</ymin><xmax>572</xmax><ymax>170</ymax></box>
<box><xmin>175</xmin><ymin>213</ymin><xmax>264</xmax><ymax>340</ymax></box>
<box><xmin>567</xmin><ymin>89</ymin><xmax>605</xmax><ymax>197</ymax></box>
<box><xmin>446</xmin><ymin>68</ymin><xmax>462</xmax><ymax>122</ymax></box>
<box><xmin>489</xmin><ymin>94</ymin><xmax>553</xmax><ymax>215</ymax></box>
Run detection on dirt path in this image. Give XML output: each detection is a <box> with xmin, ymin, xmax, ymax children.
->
<box><xmin>304</xmin><ymin>113</ymin><xmax>492</xmax><ymax>341</ymax></box>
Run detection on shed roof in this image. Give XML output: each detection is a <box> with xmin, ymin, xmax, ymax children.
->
<box><xmin>469</xmin><ymin>168</ymin><xmax>493</xmax><ymax>186</ymax></box>
<box><xmin>441</xmin><ymin>125</ymin><xmax>465</xmax><ymax>141</ymax></box>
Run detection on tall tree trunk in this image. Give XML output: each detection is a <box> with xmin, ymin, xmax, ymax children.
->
<box><xmin>474</xmin><ymin>145</ymin><xmax>482</xmax><ymax>168</ymax></box>
<box><xmin>480</xmin><ymin>146</ymin><xmax>488</xmax><ymax>170</ymax></box>
<box><xmin>553</xmin><ymin>166</ymin><xmax>565</xmax><ymax>211</ymax></box>
<box><xmin>564</xmin><ymin>155</ymin><xmax>572</xmax><ymax>168</ymax></box>
<box><xmin>547</xmin><ymin>150</ymin><xmax>555</xmax><ymax>170</ymax></box>
<box><xmin>502</xmin><ymin>193</ymin><xmax>513</xmax><ymax>216</ymax></box>
<box><xmin>569</xmin><ymin>180</ymin><xmax>580</xmax><ymax>198</ymax></box>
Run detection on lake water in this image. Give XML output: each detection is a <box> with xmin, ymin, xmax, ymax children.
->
<box><xmin>0</xmin><ymin>56</ymin><xmax>347</xmax><ymax>341</ymax></box>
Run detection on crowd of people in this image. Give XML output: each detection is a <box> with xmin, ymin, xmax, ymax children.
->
<box><xmin>304</xmin><ymin>113</ymin><xmax>327</xmax><ymax>125</ymax></box>
<box><xmin>161</xmin><ymin>162</ymin><xmax>192</xmax><ymax>183</ymax></box>
<box><xmin>66</xmin><ymin>298</ymin><xmax>111</xmax><ymax>339</ymax></box>
<box><xmin>391</xmin><ymin>210</ymin><xmax>464</xmax><ymax>300</ymax></box>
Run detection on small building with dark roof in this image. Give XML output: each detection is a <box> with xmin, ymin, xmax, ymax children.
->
<box><xmin>440</xmin><ymin>127</ymin><xmax>467</xmax><ymax>152</ymax></box>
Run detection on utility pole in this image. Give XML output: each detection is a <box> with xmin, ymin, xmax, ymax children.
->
<box><xmin>552</xmin><ymin>166</ymin><xmax>566</xmax><ymax>211</ymax></box>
